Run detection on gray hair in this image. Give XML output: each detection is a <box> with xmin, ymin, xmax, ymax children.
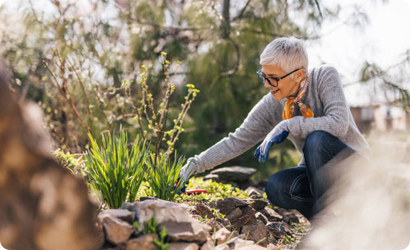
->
<box><xmin>260</xmin><ymin>37</ymin><xmax>309</xmax><ymax>76</ymax></box>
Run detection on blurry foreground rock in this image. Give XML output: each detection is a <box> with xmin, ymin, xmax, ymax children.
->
<box><xmin>0</xmin><ymin>64</ymin><xmax>102</xmax><ymax>250</ymax></box>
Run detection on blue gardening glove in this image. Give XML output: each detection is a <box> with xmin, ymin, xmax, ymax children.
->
<box><xmin>176</xmin><ymin>158</ymin><xmax>198</xmax><ymax>194</ymax></box>
<box><xmin>254</xmin><ymin>120</ymin><xmax>290</xmax><ymax>163</ymax></box>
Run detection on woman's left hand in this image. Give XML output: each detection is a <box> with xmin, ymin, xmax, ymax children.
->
<box><xmin>254</xmin><ymin>120</ymin><xmax>290</xmax><ymax>163</ymax></box>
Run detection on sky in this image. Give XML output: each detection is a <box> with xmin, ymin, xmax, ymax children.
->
<box><xmin>306</xmin><ymin>0</ymin><xmax>410</xmax><ymax>107</ymax></box>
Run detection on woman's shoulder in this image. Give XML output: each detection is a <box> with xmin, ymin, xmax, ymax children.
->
<box><xmin>309</xmin><ymin>64</ymin><xmax>339</xmax><ymax>78</ymax></box>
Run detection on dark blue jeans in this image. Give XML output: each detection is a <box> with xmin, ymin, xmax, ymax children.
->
<box><xmin>265</xmin><ymin>130</ymin><xmax>355</xmax><ymax>219</ymax></box>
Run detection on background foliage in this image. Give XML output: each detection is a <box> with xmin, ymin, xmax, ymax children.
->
<box><xmin>1</xmin><ymin>0</ymin><xmax>407</xmax><ymax>179</ymax></box>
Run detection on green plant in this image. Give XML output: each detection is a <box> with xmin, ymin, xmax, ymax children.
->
<box><xmin>133</xmin><ymin>216</ymin><xmax>170</xmax><ymax>250</ymax></box>
<box><xmin>127</xmin><ymin>53</ymin><xmax>199</xmax><ymax>200</ymax></box>
<box><xmin>54</xmin><ymin>149</ymin><xmax>84</xmax><ymax>175</ymax></box>
<box><xmin>145</xmin><ymin>151</ymin><xmax>189</xmax><ymax>201</ymax></box>
<box><xmin>84</xmin><ymin>126</ymin><xmax>148</xmax><ymax>208</ymax></box>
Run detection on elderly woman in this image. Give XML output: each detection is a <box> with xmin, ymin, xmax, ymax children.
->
<box><xmin>180</xmin><ymin>37</ymin><xmax>371</xmax><ymax>219</ymax></box>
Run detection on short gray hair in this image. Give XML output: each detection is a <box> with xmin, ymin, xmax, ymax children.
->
<box><xmin>260</xmin><ymin>37</ymin><xmax>309</xmax><ymax>75</ymax></box>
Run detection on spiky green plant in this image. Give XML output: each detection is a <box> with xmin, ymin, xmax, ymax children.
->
<box><xmin>145</xmin><ymin>151</ymin><xmax>190</xmax><ymax>201</ymax></box>
<box><xmin>84</xmin><ymin>127</ymin><xmax>148</xmax><ymax>208</ymax></box>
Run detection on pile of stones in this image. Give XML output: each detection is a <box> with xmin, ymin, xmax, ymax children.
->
<box><xmin>98</xmin><ymin>188</ymin><xmax>310</xmax><ymax>250</ymax></box>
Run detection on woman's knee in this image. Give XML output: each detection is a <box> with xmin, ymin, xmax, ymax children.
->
<box><xmin>265</xmin><ymin>171</ymin><xmax>288</xmax><ymax>207</ymax></box>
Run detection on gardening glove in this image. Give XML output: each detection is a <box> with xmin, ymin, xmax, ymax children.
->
<box><xmin>254</xmin><ymin>120</ymin><xmax>290</xmax><ymax>163</ymax></box>
<box><xmin>176</xmin><ymin>158</ymin><xmax>198</xmax><ymax>194</ymax></box>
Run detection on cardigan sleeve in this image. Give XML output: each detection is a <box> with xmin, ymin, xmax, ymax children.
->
<box><xmin>287</xmin><ymin>66</ymin><xmax>349</xmax><ymax>139</ymax></box>
<box><xmin>192</xmin><ymin>94</ymin><xmax>278</xmax><ymax>174</ymax></box>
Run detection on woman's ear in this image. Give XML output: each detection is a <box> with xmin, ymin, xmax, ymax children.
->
<box><xmin>296</xmin><ymin>69</ymin><xmax>306</xmax><ymax>81</ymax></box>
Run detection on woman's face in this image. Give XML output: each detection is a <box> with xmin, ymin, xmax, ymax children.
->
<box><xmin>261</xmin><ymin>64</ymin><xmax>305</xmax><ymax>101</ymax></box>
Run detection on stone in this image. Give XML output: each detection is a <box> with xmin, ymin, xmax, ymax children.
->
<box><xmin>100</xmin><ymin>214</ymin><xmax>135</xmax><ymax>245</ymax></box>
<box><xmin>240</xmin><ymin>221</ymin><xmax>268</xmax><ymax>247</ymax></box>
<box><xmin>123</xmin><ymin>200</ymin><xmax>191</xmax><ymax>230</ymax></box>
<box><xmin>230</xmin><ymin>215</ymin><xmax>252</xmax><ymax>232</ymax></box>
<box><xmin>225</xmin><ymin>207</ymin><xmax>242</xmax><ymax>221</ymax></box>
<box><xmin>225</xmin><ymin>237</ymin><xmax>254</xmax><ymax>249</ymax></box>
<box><xmin>0</xmin><ymin>66</ymin><xmax>101</xmax><ymax>250</ymax></box>
<box><xmin>250</xmin><ymin>199</ymin><xmax>268</xmax><ymax>211</ymax></box>
<box><xmin>99</xmin><ymin>209</ymin><xmax>135</xmax><ymax>224</ymax></box>
<box><xmin>212</xmin><ymin>227</ymin><xmax>238</xmax><ymax>245</ymax></box>
<box><xmin>246</xmin><ymin>187</ymin><xmax>264</xmax><ymax>199</ymax></box>
<box><xmin>206</xmin><ymin>218</ymin><xmax>225</xmax><ymax>232</ymax></box>
<box><xmin>267</xmin><ymin>243</ymin><xmax>280</xmax><ymax>250</ymax></box>
<box><xmin>240</xmin><ymin>205</ymin><xmax>257</xmax><ymax>224</ymax></box>
<box><xmin>238</xmin><ymin>245</ymin><xmax>267</xmax><ymax>250</ymax></box>
<box><xmin>161</xmin><ymin>220</ymin><xmax>210</xmax><ymax>244</ymax></box>
<box><xmin>216</xmin><ymin>198</ymin><xmax>248</xmax><ymax>215</ymax></box>
<box><xmin>210</xmin><ymin>166</ymin><xmax>257</xmax><ymax>182</ymax></box>
<box><xmin>126</xmin><ymin>234</ymin><xmax>158</xmax><ymax>250</ymax></box>
<box><xmin>203</xmin><ymin>174</ymin><xmax>220</xmax><ymax>181</ymax></box>
<box><xmin>200</xmin><ymin>239</ymin><xmax>215</xmax><ymax>250</ymax></box>
<box><xmin>282</xmin><ymin>209</ymin><xmax>302</xmax><ymax>225</ymax></box>
<box><xmin>192</xmin><ymin>203</ymin><xmax>215</xmax><ymax>219</ymax></box>
<box><xmin>266</xmin><ymin>222</ymin><xmax>290</xmax><ymax>239</ymax></box>
<box><xmin>255</xmin><ymin>212</ymin><xmax>269</xmax><ymax>225</ymax></box>
<box><xmin>214</xmin><ymin>245</ymin><xmax>230</xmax><ymax>250</ymax></box>
<box><xmin>260</xmin><ymin>207</ymin><xmax>283</xmax><ymax>221</ymax></box>
<box><xmin>169</xmin><ymin>242</ymin><xmax>199</xmax><ymax>250</ymax></box>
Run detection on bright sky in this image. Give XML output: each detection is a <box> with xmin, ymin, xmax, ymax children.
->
<box><xmin>307</xmin><ymin>0</ymin><xmax>410</xmax><ymax>107</ymax></box>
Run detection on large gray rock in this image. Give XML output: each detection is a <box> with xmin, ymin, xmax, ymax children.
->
<box><xmin>0</xmin><ymin>65</ymin><xmax>101</xmax><ymax>250</ymax></box>
<box><xmin>100</xmin><ymin>214</ymin><xmax>135</xmax><ymax>245</ymax></box>
<box><xmin>210</xmin><ymin>166</ymin><xmax>257</xmax><ymax>182</ymax></box>
<box><xmin>99</xmin><ymin>209</ymin><xmax>135</xmax><ymax>224</ymax></box>
<box><xmin>225</xmin><ymin>237</ymin><xmax>254</xmax><ymax>249</ymax></box>
<box><xmin>123</xmin><ymin>200</ymin><xmax>211</xmax><ymax>243</ymax></box>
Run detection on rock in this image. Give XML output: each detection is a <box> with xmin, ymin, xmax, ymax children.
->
<box><xmin>100</xmin><ymin>214</ymin><xmax>135</xmax><ymax>245</ymax></box>
<box><xmin>212</xmin><ymin>227</ymin><xmax>238</xmax><ymax>245</ymax></box>
<box><xmin>255</xmin><ymin>212</ymin><xmax>269</xmax><ymax>225</ymax></box>
<box><xmin>123</xmin><ymin>200</ymin><xmax>191</xmax><ymax>230</ymax></box>
<box><xmin>240</xmin><ymin>221</ymin><xmax>268</xmax><ymax>247</ymax></box>
<box><xmin>250</xmin><ymin>199</ymin><xmax>268</xmax><ymax>211</ymax></box>
<box><xmin>206</xmin><ymin>218</ymin><xmax>225</xmax><ymax>232</ymax></box>
<box><xmin>126</xmin><ymin>234</ymin><xmax>158</xmax><ymax>250</ymax></box>
<box><xmin>200</xmin><ymin>239</ymin><xmax>215</xmax><ymax>250</ymax></box>
<box><xmin>267</xmin><ymin>243</ymin><xmax>280</xmax><ymax>250</ymax></box>
<box><xmin>266</xmin><ymin>222</ymin><xmax>290</xmax><ymax>239</ymax></box>
<box><xmin>214</xmin><ymin>245</ymin><xmax>230</xmax><ymax>250</ymax></box>
<box><xmin>203</xmin><ymin>174</ymin><xmax>220</xmax><ymax>181</ymax></box>
<box><xmin>0</xmin><ymin>67</ymin><xmax>101</xmax><ymax>250</ymax></box>
<box><xmin>260</xmin><ymin>207</ymin><xmax>283</xmax><ymax>221</ymax></box>
<box><xmin>216</xmin><ymin>198</ymin><xmax>248</xmax><ymax>215</ymax></box>
<box><xmin>246</xmin><ymin>187</ymin><xmax>264</xmax><ymax>199</ymax></box>
<box><xmin>192</xmin><ymin>203</ymin><xmax>215</xmax><ymax>219</ymax></box>
<box><xmin>99</xmin><ymin>209</ymin><xmax>135</xmax><ymax>224</ymax></box>
<box><xmin>229</xmin><ymin>205</ymin><xmax>257</xmax><ymax>231</ymax></box>
<box><xmin>210</xmin><ymin>166</ymin><xmax>257</xmax><ymax>182</ymax></box>
<box><xmin>240</xmin><ymin>205</ymin><xmax>257</xmax><ymax>224</ymax></box>
<box><xmin>169</xmin><ymin>242</ymin><xmax>199</xmax><ymax>250</ymax></box>
<box><xmin>282</xmin><ymin>209</ymin><xmax>302</xmax><ymax>225</ymax></box>
<box><xmin>225</xmin><ymin>207</ymin><xmax>242</xmax><ymax>221</ymax></box>
<box><xmin>161</xmin><ymin>220</ymin><xmax>210</xmax><ymax>244</ymax></box>
<box><xmin>238</xmin><ymin>245</ymin><xmax>267</xmax><ymax>250</ymax></box>
<box><xmin>225</xmin><ymin>237</ymin><xmax>254</xmax><ymax>249</ymax></box>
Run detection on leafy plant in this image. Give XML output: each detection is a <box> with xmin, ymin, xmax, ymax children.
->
<box><xmin>54</xmin><ymin>149</ymin><xmax>84</xmax><ymax>175</ymax></box>
<box><xmin>145</xmin><ymin>152</ymin><xmax>191</xmax><ymax>201</ymax></box>
<box><xmin>133</xmin><ymin>215</ymin><xmax>170</xmax><ymax>250</ymax></box>
<box><xmin>84</xmin><ymin>126</ymin><xmax>148</xmax><ymax>208</ymax></box>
